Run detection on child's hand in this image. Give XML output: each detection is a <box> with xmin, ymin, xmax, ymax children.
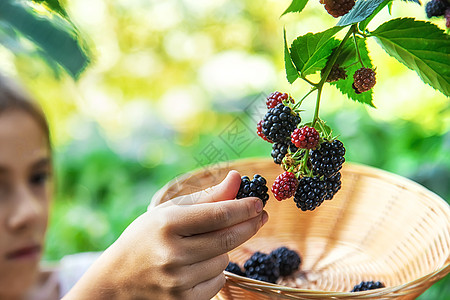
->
<box><xmin>64</xmin><ymin>170</ymin><xmax>268</xmax><ymax>300</ymax></box>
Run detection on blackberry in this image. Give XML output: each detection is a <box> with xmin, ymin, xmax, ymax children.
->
<box><xmin>271</xmin><ymin>141</ymin><xmax>298</xmax><ymax>165</ymax></box>
<box><xmin>262</xmin><ymin>103</ymin><xmax>301</xmax><ymax>143</ymax></box>
<box><xmin>257</xmin><ymin>120</ymin><xmax>273</xmax><ymax>143</ymax></box>
<box><xmin>291</xmin><ymin>126</ymin><xmax>320</xmax><ymax>149</ymax></box>
<box><xmin>351</xmin><ymin>281</ymin><xmax>385</xmax><ymax>292</ymax></box>
<box><xmin>266</xmin><ymin>91</ymin><xmax>294</xmax><ymax>109</ymax></box>
<box><xmin>225</xmin><ymin>262</ymin><xmax>246</xmax><ymax>276</ymax></box>
<box><xmin>353</xmin><ymin>67</ymin><xmax>376</xmax><ymax>93</ymax></box>
<box><xmin>425</xmin><ymin>0</ymin><xmax>447</xmax><ymax>18</ymax></box>
<box><xmin>324</xmin><ymin>172</ymin><xmax>342</xmax><ymax>200</ymax></box>
<box><xmin>270</xmin><ymin>247</ymin><xmax>301</xmax><ymax>276</ymax></box>
<box><xmin>236</xmin><ymin>174</ymin><xmax>270</xmax><ymax>206</ymax></box>
<box><xmin>244</xmin><ymin>252</ymin><xmax>280</xmax><ymax>283</ymax></box>
<box><xmin>310</xmin><ymin>139</ymin><xmax>346</xmax><ymax>178</ymax></box>
<box><xmin>323</xmin><ymin>0</ymin><xmax>356</xmax><ymax>18</ymax></box>
<box><xmin>323</xmin><ymin>64</ymin><xmax>348</xmax><ymax>82</ymax></box>
<box><xmin>293</xmin><ymin>176</ymin><xmax>327</xmax><ymax>211</ymax></box>
<box><xmin>271</xmin><ymin>172</ymin><xmax>298</xmax><ymax>201</ymax></box>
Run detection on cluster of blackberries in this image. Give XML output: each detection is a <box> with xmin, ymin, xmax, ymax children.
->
<box><xmin>225</xmin><ymin>247</ymin><xmax>301</xmax><ymax>283</ymax></box>
<box><xmin>293</xmin><ymin>139</ymin><xmax>345</xmax><ymax>211</ymax></box>
<box><xmin>351</xmin><ymin>280</ymin><xmax>385</xmax><ymax>292</ymax></box>
<box><xmin>236</xmin><ymin>174</ymin><xmax>269</xmax><ymax>206</ymax></box>
<box><xmin>425</xmin><ymin>0</ymin><xmax>450</xmax><ymax>27</ymax></box>
<box><xmin>270</xmin><ymin>139</ymin><xmax>345</xmax><ymax>210</ymax></box>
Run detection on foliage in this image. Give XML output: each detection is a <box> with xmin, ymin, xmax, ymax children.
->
<box><xmin>0</xmin><ymin>0</ymin><xmax>90</xmax><ymax>78</ymax></box>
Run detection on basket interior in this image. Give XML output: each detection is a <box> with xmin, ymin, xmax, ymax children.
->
<box><xmin>152</xmin><ymin>159</ymin><xmax>450</xmax><ymax>298</ymax></box>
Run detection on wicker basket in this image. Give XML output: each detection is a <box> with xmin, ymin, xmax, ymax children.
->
<box><xmin>150</xmin><ymin>158</ymin><xmax>450</xmax><ymax>299</ymax></box>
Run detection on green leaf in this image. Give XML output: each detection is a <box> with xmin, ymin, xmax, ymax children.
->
<box><xmin>329</xmin><ymin>37</ymin><xmax>375</xmax><ymax>106</ymax></box>
<box><xmin>372</xmin><ymin>18</ymin><xmax>450</xmax><ymax>97</ymax></box>
<box><xmin>284</xmin><ymin>29</ymin><xmax>299</xmax><ymax>84</ymax></box>
<box><xmin>337</xmin><ymin>0</ymin><xmax>386</xmax><ymax>27</ymax></box>
<box><xmin>358</xmin><ymin>0</ymin><xmax>392</xmax><ymax>31</ymax></box>
<box><xmin>0</xmin><ymin>0</ymin><xmax>90</xmax><ymax>78</ymax></box>
<box><xmin>32</xmin><ymin>0</ymin><xmax>68</xmax><ymax>18</ymax></box>
<box><xmin>281</xmin><ymin>0</ymin><xmax>309</xmax><ymax>16</ymax></box>
<box><xmin>290</xmin><ymin>27</ymin><xmax>342</xmax><ymax>77</ymax></box>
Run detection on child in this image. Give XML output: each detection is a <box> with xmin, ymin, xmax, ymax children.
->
<box><xmin>0</xmin><ymin>73</ymin><xmax>268</xmax><ymax>299</ymax></box>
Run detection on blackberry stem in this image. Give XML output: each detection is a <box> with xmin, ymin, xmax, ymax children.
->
<box><xmin>293</xmin><ymin>87</ymin><xmax>317</xmax><ymax>110</ymax></box>
<box><xmin>353</xmin><ymin>31</ymin><xmax>365</xmax><ymax>68</ymax></box>
<box><xmin>301</xmin><ymin>76</ymin><xmax>318</xmax><ymax>87</ymax></box>
<box><xmin>312</xmin><ymin>25</ymin><xmax>355</xmax><ymax>127</ymax></box>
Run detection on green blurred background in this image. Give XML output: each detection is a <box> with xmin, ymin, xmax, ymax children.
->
<box><xmin>1</xmin><ymin>0</ymin><xmax>449</xmax><ymax>298</ymax></box>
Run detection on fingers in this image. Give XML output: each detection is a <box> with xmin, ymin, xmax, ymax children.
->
<box><xmin>163</xmin><ymin>170</ymin><xmax>242</xmax><ymax>207</ymax></box>
<box><xmin>170</xmin><ymin>196</ymin><xmax>265</xmax><ymax>236</ymax></box>
<box><xmin>182</xmin><ymin>254</ymin><xmax>229</xmax><ymax>288</ymax></box>
<box><xmin>181</xmin><ymin>211</ymin><xmax>268</xmax><ymax>263</ymax></box>
<box><xmin>188</xmin><ymin>273</ymin><xmax>226</xmax><ymax>300</ymax></box>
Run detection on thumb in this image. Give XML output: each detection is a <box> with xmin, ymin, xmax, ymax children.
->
<box><xmin>163</xmin><ymin>170</ymin><xmax>242</xmax><ymax>206</ymax></box>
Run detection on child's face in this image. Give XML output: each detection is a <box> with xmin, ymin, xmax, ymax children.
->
<box><xmin>0</xmin><ymin>110</ymin><xmax>52</xmax><ymax>296</ymax></box>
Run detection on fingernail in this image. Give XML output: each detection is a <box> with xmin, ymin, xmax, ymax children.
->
<box><xmin>255</xmin><ymin>199</ymin><xmax>263</xmax><ymax>213</ymax></box>
<box><xmin>261</xmin><ymin>211</ymin><xmax>268</xmax><ymax>226</ymax></box>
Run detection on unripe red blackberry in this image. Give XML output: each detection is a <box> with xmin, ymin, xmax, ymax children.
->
<box><xmin>310</xmin><ymin>139</ymin><xmax>346</xmax><ymax>178</ymax></box>
<box><xmin>294</xmin><ymin>176</ymin><xmax>327</xmax><ymax>211</ymax></box>
<box><xmin>266</xmin><ymin>91</ymin><xmax>294</xmax><ymax>109</ymax></box>
<box><xmin>351</xmin><ymin>281</ymin><xmax>385</xmax><ymax>292</ymax></box>
<box><xmin>271</xmin><ymin>141</ymin><xmax>298</xmax><ymax>165</ymax></box>
<box><xmin>271</xmin><ymin>171</ymin><xmax>298</xmax><ymax>201</ymax></box>
<box><xmin>323</xmin><ymin>64</ymin><xmax>348</xmax><ymax>82</ymax></box>
<box><xmin>425</xmin><ymin>0</ymin><xmax>447</xmax><ymax>18</ymax></box>
<box><xmin>262</xmin><ymin>103</ymin><xmax>301</xmax><ymax>143</ymax></box>
<box><xmin>237</xmin><ymin>174</ymin><xmax>270</xmax><ymax>206</ymax></box>
<box><xmin>257</xmin><ymin>120</ymin><xmax>273</xmax><ymax>143</ymax></box>
<box><xmin>323</xmin><ymin>0</ymin><xmax>355</xmax><ymax>18</ymax></box>
<box><xmin>353</xmin><ymin>67</ymin><xmax>376</xmax><ymax>93</ymax></box>
<box><xmin>291</xmin><ymin>126</ymin><xmax>320</xmax><ymax>149</ymax></box>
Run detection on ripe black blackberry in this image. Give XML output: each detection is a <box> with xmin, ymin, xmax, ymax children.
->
<box><xmin>225</xmin><ymin>262</ymin><xmax>246</xmax><ymax>277</ymax></box>
<box><xmin>324</xmin><ymin>172</ymin><xmax>342</xmax><ymax>200</ymax></box>
<box><xmin>257</xmin><ymin>120</ymin><xmax>273</xmax><ymax>143</ymax></box>
<box><xmin>244</xmin><ymin>252</ymin><xmax>280</xmax><ymax>283</ymax></box>
<box><xmin>262</xmin><ymin>103</ymin><xmax>301</xmax><ymax>143</ymax></box>
<box><xmin>310</xmin><ymin>139</ymin><xmax>346</xmax><ymax>178</ymax></box>
<box><xmin>270</xmin><ymin>247</ymin><xmax>301</xmax><ymax>276</ymax></box>
<box><xmin>271</xmin><ymin>140</ymin><xmax>298</xmax><ymax>165</ymax></box>
<box><xmin>236</xmin><ymin>174</ymin><xmax>269</xmax><ymax>206</ymax></box>
<box><xmin>351</xmin><ymin>281</ymin><xmax>385</xmax><ymax>292</ymax></box>
<box><xmin>323</xmin><ymin>64</ymin><xmax>348</xmax><ymax>82</ymax></box>
<box><xmin>353</xmin><ymin>67</ymin><xmax>376</xmax><ymax>93</ymax></box>
<box><xmin>266</xmin><ymin>91</ymin><xmax>294</xmax><ymax>109</ymax></box>
<box><xmin>323</xmin><ymin>0</ymin><xmax>355</xmax><ymax>18</ymax></box>
<box><xmin>293</xmin><ymin>176</ymin><xmax>327</xmax><ymax>211</ymax></box>
<box><xmin>271</xmin><ymin>171</ymin><xmax>298</xmax><ymax>201</ymax></box>
<box><xmin>425</xmin><ymin>0</ymin><xmax>447</xmax><ymax>18</ymax></box>
<box><xmin>291</xmin><ymin>126</ymin><xmax>320</xmax><ymax>149</ymax></box>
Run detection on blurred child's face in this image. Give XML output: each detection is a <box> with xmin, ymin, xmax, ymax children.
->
<box><xmin>0</xmin><ymin>110</ymin><xmax>52</xmax><ymax>297</ymax></box>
